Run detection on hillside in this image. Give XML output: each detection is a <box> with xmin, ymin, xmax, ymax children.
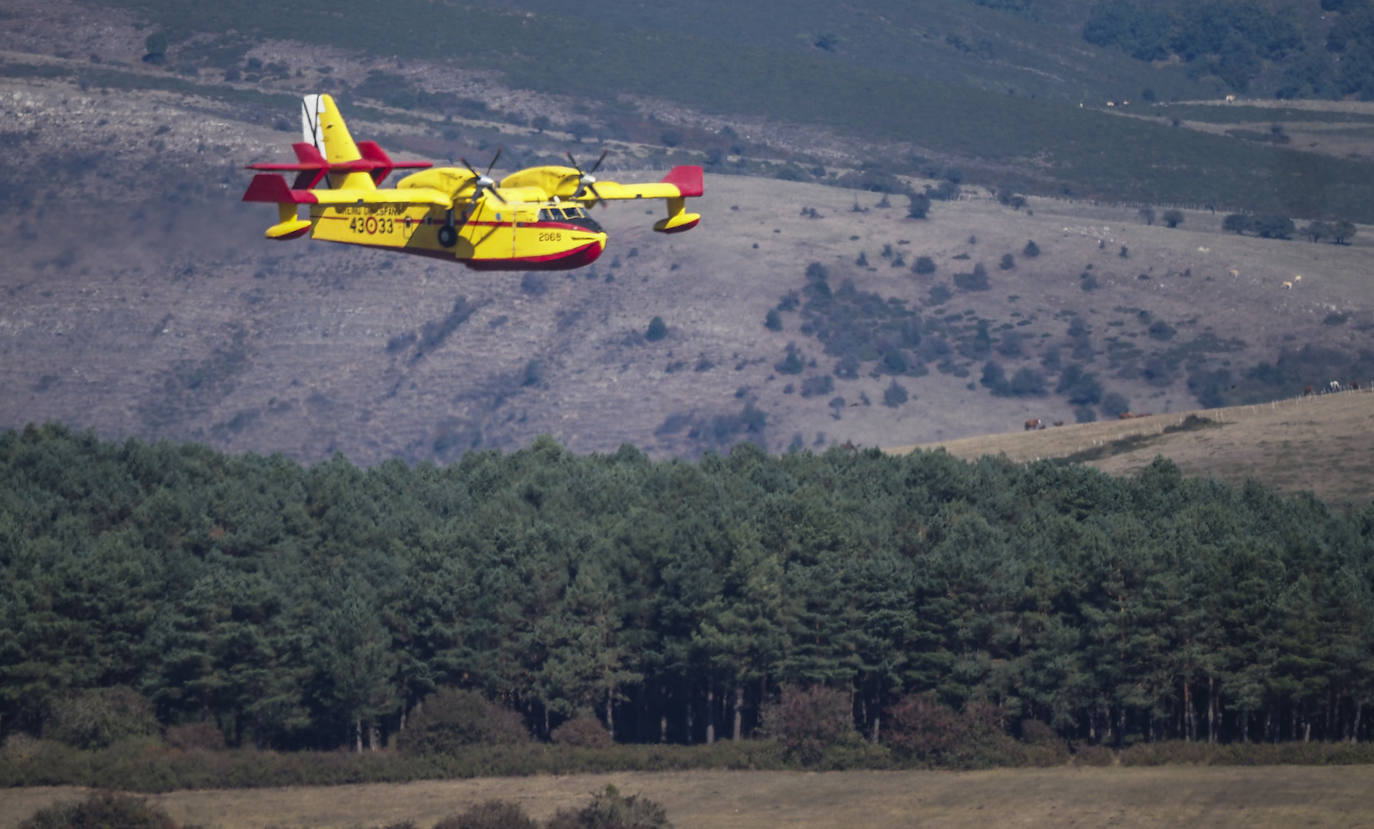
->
<box><xmin>1</xmin><ymin>1</ymin><xmax>1373</xmax><ymax>466</ymax></box>
<box><xmin>895</xmin><ymin>389</ymin><xmax>1374</xmax><ymax>505</ymax></box>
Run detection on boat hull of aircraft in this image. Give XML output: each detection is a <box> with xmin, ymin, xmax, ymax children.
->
<box><xmin>307</xmin><ymin>202</ymin><xmax>607</xmax><ymax>270</ymax></box>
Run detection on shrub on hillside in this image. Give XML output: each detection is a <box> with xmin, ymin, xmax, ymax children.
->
<box><xmin>759</xmin><ymin>685</ymin><xmax>861</xmax><ymax>766</ymax></box>
<box><xmin>884</xmin><ymin>695</ymin><xmax>1017</xmax><ymax>769</ymax></box>
<box><xmin>800</xmin><ymin>374</ymin><xmax>835</xmax><ymax>398</ymax></box>
<box><xmin>164</xmin><ymin>722</ymin><xmax>226</xmax><ymax>751</ymax></box>
<box><xmin>907</xmin><ymin>192</ymin><xmax>931</xmax><ymax>219</ymax></box>
<box><xmin>953</xmin><ymin>263</ymin><xmax>989</xmax><ymax>291</ymax></box>
<box><xmin>1017</xmin><ymin>719</ymin><xmax>1070</xmax><ymax>766</ymax></box>
<box><xmin>47</xmin><ymin>686</ymin><xmax>159</xmax><ymax>750</ymax></box>
<box><xmin>550</xmin><ymin>717</ymin><xmax>614</xmax><ymax>748</ymax></box>
<box><xmin>1072</xmin><ymin>743</ymin><xmax>1116</xmax><ymax>767</ymax></box>
<box><xmin>19</xmin><ymin>791</ymin><xmax>178</xmax><ymax>829</ymax></box>
<box><xmin>433</xmin><ymin>800</ymin><xmax>538</xmax><ymax>829</ymax></box>
<box><xmin>645</xmin><ymin>316</ymin><xmax>668</xmax><ymax>342</ymax></box>
<box><xmin>397</xmin><ymin>688</ymin><xmax>530</xmax><ymax>755</ymax></box>
<box><xmin>546</xmin><ymin>785</ymin><xmax>671</xmax><ymax>829</ymax></box>
<box><xmin>1223</xmin><ymin>213</ymin><xmax>1256</xmax><ymax>234</ymax></box>
<box><xmin>883</xmin><ymin>379</ymin><xmax>909</xmax><ymax>407</ymax></box>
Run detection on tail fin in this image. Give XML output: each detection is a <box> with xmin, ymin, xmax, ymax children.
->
<box><xmin>301</xmin><ymin>94</ymin><xmax>375</xmax><ymax>191</ymax></box>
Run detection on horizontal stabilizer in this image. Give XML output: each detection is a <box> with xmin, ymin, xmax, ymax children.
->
<box><xmin>242</xmin><ymin>174</ymin><xmax>318</xmax><ymax>204</ymax></box>
<box><xmin>246</xmin><ymin>145</ymin><xmax>431</xmax><ymax>190</ymax></box>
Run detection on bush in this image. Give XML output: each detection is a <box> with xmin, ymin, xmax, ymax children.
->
<box><xmin>164</xmin><ymin>722</ymin><xmax>226</xmax><ymax>751</ymax></box>
<box><xmin>884</xmin><ymin>696</ymin><xmax>1015</xmax><ymax>769</ymax></box>
<box><xmin>434</xmin><ymin>800</ymin><xmax>538</xmax><ymax>829</ymax></box>
<box><xmin>883</xmin><ymin>379</ymin><xmax>909</xmax><ymax>407</ymax></box>
<box><xmin>1022</xmin><ymin>240</ymin><xmax>1040</xmax><ymax>257</ymax></box>
<box><xmin>1253</xmin><ymin>215</ymin><xmax>1295</xmax><ymax>239</ymax></box>
<box><xmin>800</xmin><ymin>374</ymin><xmax>834</xmax><ymax>398</ymax></box>
<box><xmin>47</xmin><ymin>686</ymin><xmax>159</xmax><ymax>750</ymax></box>
<box><xmin>1222</xmin><ymin>213</ymin><xmax>1253</xmax><ymax>234</ymax></box>
<box><xmin>953</xmin><ymin>263</ymin><xmax>989</xmax><ymax>291</ymax></box>
<box><xmin>759</xmin><ymin>685</ymin><xmax>861</xmax><ymax>767</ymax></box>
<box><xmin>774</xmin><ymin>343</ymin><xmax>805</xmax><ymax>375</ymax></box>
<box><xmin>764</xmin><ymin>309</ymin><xmax>782</xmax><ymax>331</ymax></box>
<box><xmin>1008</xmin><ymin>368</ymin><xmax>1047</xmax><ymax>397</ymax></box>
<box><xmin>397</xmin><ymin>688</ymin><xmax>530</xmax><ymax>756</ymax></box>
<box><xmin>1072</xmin><ymin>743</ymin><xmax>1117</xmax><ymax>767</ymax></box>
<box><xmin>907</xmin><ymin>192</ymin><xmax>931</xmax><ymax>219</ymax></box>
<box><xmin>996</xmin><ymin>188</ymin><xmax>1026</xmax><ymax>210</ymax></box>
<box><xmin>19</xmin><ymin>791</ymin><xmax>177</xmax><ymax>829</ymax></box>
<box><xmin>1100</xmin><ymin>392</ymin><xmax>1131</xmax><ymax>418</ymax></box>
<box><xmin>913</xmin><ymin>256</ymin><xmax>936</xmax><ymax>275</ymax></box>
<box><xmin>645</xmin><ymin>316</ymin><xmax>668</xmax><ymax>342</ymax></box>
<box><xmin>551</xmin><ymin>717</ymin><xmax>613</xmax><ymax>748</ymax></box>
<box><xmin>1162</xmin><ymin>209</ymin><xmax>1184</xmax><ymax>228</ymax></box>
<box><xmin>546</xmin><ymin>784</ymin><xmax>671</xmax><ymax>829</ymax></box>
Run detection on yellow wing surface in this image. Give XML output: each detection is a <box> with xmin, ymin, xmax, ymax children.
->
<box><xmin>243</xmin><ymin>94</ymin><xmax>703</xmax><ymax>267</ymax></box>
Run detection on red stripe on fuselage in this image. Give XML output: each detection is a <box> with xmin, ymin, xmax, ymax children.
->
<box><xmin>465</xmin><ymin>240</ymin><xmax>605</xmax><ymax>271</ymax></box>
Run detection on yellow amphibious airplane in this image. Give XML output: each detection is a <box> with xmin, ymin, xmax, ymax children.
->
<box><xmin>243</xmin><ymin>94</ymin><xmax>703</xmax><ymax>270</ymax></box>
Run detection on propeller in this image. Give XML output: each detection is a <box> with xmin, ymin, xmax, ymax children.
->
<box><xmin>565</xmin><ymin>149</ymin><xmax>608</xmax><ymax>204</ymax></box>
<box><xmin>460</xmin><ymin>147</ymin><xmax>506</xmax><ymax>204</ymax></box>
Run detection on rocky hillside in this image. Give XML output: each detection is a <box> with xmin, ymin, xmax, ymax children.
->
<box><xmin>1</xmin><ymin>2</ymin><xmax>1372</xmax><ymax>465</ymax></box>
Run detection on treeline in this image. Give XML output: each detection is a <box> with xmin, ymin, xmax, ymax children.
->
<box><xmin>1221</xmin><ymin>212</ymin><xmax>1358</xmax><ymax>243</ymax></box>
<box><xmin>2</xmin><ymin>423</ymin><xmax>1373</xmax><ymax>755</ymax></box>
<box><xmin>1084</xmin><ymin>0</ymin><xmax>1374</xmax><ymax>97</ymax></box>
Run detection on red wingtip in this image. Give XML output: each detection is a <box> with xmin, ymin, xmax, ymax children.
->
<box><xmin>661</xmin><ymin>165</ymin><xmax>704</xmax><ymax>198</ymax></box>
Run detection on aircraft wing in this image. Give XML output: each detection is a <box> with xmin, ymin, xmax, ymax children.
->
<box><xmin>572</xmin><ymin>166</ymin><xmax>703</xmax><ymax>233</ymax></box>
<box><xmin>570</xmin><ymin>166</ymin><xmax>705</xmax><ymax>203</ymax></box>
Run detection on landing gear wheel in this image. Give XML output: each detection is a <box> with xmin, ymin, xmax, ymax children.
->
<box><xmin>437</xmin><ymin>225</ymin><xmax>458</xmax><ymax>248</ymax></box>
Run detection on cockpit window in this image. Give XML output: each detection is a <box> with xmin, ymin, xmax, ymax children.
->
<box><xmin>561</xmin><ymin>208</ymin><xmax>580</xmax><ymax>220</ymax></box>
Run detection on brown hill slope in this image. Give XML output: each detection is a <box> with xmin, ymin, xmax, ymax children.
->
<box><xmin>1</xmin><ymin>52</ymin><xmax>1373</xmax><ymax>465</ymax></box>
<box><xmin>893</xmin><ymin>389</ymin><xmax>1374</xmax><ymax>506</ymax></box>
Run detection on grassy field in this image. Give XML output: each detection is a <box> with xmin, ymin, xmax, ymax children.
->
<box><xmin>891</xmin><ymin>389</ymin><xmax>1374</xmax><ymax>506</ymax></box>
<box><xmin>7</xmin><ymin>765</ymin><xmax>1374</xmax><ymax>828</ymax></box>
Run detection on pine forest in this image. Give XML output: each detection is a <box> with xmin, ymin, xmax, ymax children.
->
<box><xmin>2</xmin><ymin>423</ymin><xmax>1373</xmax><ymax>760</ymax></box>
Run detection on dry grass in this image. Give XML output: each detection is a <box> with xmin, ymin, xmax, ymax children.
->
<box><xmin>890</xmin><ymin>389</ymin><xmax>1374</xmax><ymax>505</ymax></box>
<box><xmin>6</xmin><ymin>765</ymin><xmax>1374</xmax><ymax>828</ymax></box>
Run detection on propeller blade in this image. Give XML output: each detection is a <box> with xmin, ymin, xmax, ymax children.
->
<box><xmin>459</xmin><ymin>152</ymin><xmax>506</xmax><ymax>204</ymax></box>
<box><xmin>588</xmin><ymin>149</ymin><xmax>608</xmax><ymax>175</ymax></box>
<box><xmin>565</xmin><ymin>149</ymin><xmax>610</xmax><ymax>205</ymax></box>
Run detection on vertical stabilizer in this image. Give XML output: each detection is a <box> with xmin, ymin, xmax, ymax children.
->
<box><xmin>300</xmin><ymin>93</ymin><xmax>374</xmax><ymax>190</ymax></box>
